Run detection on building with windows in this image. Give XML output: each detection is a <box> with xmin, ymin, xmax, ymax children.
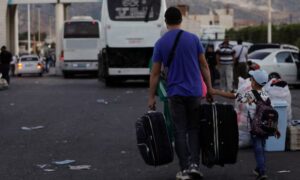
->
<box><xmin>176</xmin><ymin>4</ymin><xmax>234</xmax><ymax>39</ymax></box>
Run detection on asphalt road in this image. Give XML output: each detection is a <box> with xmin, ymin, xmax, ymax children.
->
<box><xmin>0</xmin><ymin>75</ymin><xmax>299</xmax><ymax>180</ymax></box>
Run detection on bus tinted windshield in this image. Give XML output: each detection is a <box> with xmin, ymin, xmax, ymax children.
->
<box><xmin>108</xmin><ymin>0</ymin><xmax>161</xmax><ymax>21</ymax></box>
<box><xmin>64</xmin><ymin>22</ymin><xmax>99</xmax><ymax>38</ymax></box>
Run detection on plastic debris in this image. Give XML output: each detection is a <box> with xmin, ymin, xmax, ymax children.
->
<box><xmin>21</xmin><ymin>126</ymin><xmax>44</xmax><ymax>131</ymax></box>
<box><xmin>36</xmin><ymin>164</ymin><xmax>48</xmax><ymax>169</ymax></box>
<box><xmin>52</xmin><ymin>159</ymin><xmax>75</xmax><ymax>165</ymax></box>
<box><xmin>277</xmin><ymin>170</ymin><xmax>291</xmax><ymax>173</ymax></box>
<box><xmin>96</xmin><ymin>99</ymin><xmax>108</xmax><ymax>104</ymax></box>
<box><xmin>69</xmin><ymin>165</ymin><xmax>91</xmax><ymax>170</ymax></box>
<box><xmin>121</xmin><ymin>151</ymin><xmax>126</xmax><ymax>154</ymax></box>
<box><xmin>44</xmin><ymin>169</ymin><xmax>56</xmax><ymax>172</ymax></box>
<box><xmin>125</xmin><ymin>90</ymin><xmax>134</xmax><ymax>94</ymax></box>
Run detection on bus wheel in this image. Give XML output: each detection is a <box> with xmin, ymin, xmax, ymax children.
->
<box><xmin>105</xmin><ymin>77</ymin><xmax>116</xmax><ymax>86</ymax></box>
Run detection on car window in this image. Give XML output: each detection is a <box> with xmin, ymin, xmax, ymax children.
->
<box><xmin>248</xmin><ymin>52</ymin><xmax>270</xmax><ymax>60</ymax></box>
<box><xmin>248</xmin><ymin>44</ymin><xmax>280</xmax><ymax>54</ymax></box>
<box><xmin>276</xmin><ymin>52</ymin><xmax>293</xmax><ymax>63</ymax></box>
<box><xmin>292</xmin><ymin>52</ymin><xmax>299</xmax><ymax>62</ymax></box>
<box><xmin>21</xmin><ymin>57</ymin><xmax>39</xmax><ymax>62</ymax></box>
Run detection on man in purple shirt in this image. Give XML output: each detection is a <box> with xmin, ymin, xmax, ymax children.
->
<box><xmin>148</xmin><ymin>7</ymin><xmax>213</xmax><ymax>180</ymax></box>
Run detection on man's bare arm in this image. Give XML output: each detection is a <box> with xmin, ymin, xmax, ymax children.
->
<box><xmin>199</xmin><ymin>54</ymin><xmax>212</xmax><ymax>91</ymax></box>
<box><xmin>148</xmin><ymin>62</ymin><xmax>161</xmax><ymax>110</ymax></box>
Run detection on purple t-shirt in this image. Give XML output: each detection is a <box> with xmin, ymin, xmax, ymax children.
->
<box><xmin>152</xmin><ymin>29</ymin><xmax>204</xmax><ymax>97</ymax></box>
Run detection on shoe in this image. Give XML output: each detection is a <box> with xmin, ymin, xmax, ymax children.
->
<box><xmin>188</xmin><ymin>164</ymin><xmax>204</xmax><ymax>179</ymax></box>
<box><xmin>176</xmin><ymin>170</ymin><xmax>191</xmax><ymax>180</ymax></box>
<box><xmin>253</xmin><ymin>168</ymin><xmax>259</xmax><ymax>176</ymax></box>
<box><xmin>256</xmin><ymin>174</ymin><xmax>268</xmax><ymax>180</ymax></box>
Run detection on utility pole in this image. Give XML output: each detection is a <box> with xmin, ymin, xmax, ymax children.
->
<box><xmin>49</xmin><ymin>16</ymin><xmax>52</xmax><ymax>43</ymax></box>
<box><xmin>37</xmin><ymin>5</ymin><xmax>41</xmax><ymax>43</ymax></box>
<box><xmin>267</xmin><ymin>0</ymin><xmax>272</xmax><ymax>43</ymax></box>
<box><xmin>27</xmin><ymin>4</ymin><xmax>31</xmax><ymax>54</ymax></box>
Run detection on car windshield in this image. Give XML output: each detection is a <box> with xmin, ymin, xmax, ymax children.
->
<box><xmin>248</xmin><ymin>52</ymin><xmax>271</xmax><ymax>60</ymax></box>
<box><xmin>21</xmin><ymin>57</ymin><xmax>39</xmax><ymax>62</ymax></box>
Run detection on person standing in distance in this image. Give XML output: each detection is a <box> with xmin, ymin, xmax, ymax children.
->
<box><xmin>233</xmin><ymin>39</ymin><xmax>249</xmax><ymax>89</ymax></box>
<box><xmin>216</xmin><ymin>36</ymin><xmax>235</xmax><ymax>92</ymax></box>
<box><xmin>148</xmin><ymin>7</ymin><xmax>213</xmax><ymax>180</ymax></box>
<box><xmin>0</xmin><ymin>46</ymin><xmax>13</xmax><ymax>84</ymax></box>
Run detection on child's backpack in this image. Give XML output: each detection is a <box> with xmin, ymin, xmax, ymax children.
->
<box><xmin>249</xmin><ymin>90</ymin><xmax>279</xmax><ymax>137</ymax></box>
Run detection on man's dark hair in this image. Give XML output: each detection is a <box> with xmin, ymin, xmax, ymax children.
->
<box><xmin>164</xmin><ymin>7</ymin><xmax>182</xmax><ymax>25</ymax></box>
<box><xmin>1</xmin><ymin>46</ymin><xmax>6</xmax><ymax>51</ymax></box>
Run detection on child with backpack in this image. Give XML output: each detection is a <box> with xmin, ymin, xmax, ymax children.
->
<box><xmin>212</xmin><ymin>69</ymin><xmax>280</xmax><ymax>180</ymax></box>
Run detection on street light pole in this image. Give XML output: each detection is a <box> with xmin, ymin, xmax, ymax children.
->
<box><xmin>27</xmin><ymin>4</ymin><xmax>31</xmax><ymax>54</ymax></box>
<box><xmin>38</xmin><ymin>6</ymin><xmax>41</xmax><ymax>43</ymax></box>
<box><xmin>268</xmin><ymin>0</ymin><xmax>272</xmax><ymax>43</ymax></box>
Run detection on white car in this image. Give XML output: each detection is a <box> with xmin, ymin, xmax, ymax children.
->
<box><xmin>248</xmin><ymin>49</ymin><xmax>300</xmax><ymax>84</ymax></box>
<box><xmin>15</xmin><ymin>55</ymin><xmax>44</xmax><ymax>77</ymax></box>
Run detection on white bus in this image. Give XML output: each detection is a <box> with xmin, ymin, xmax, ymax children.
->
<box><xmin>99</xmin><ymin>0</ymin><xmax>167</xmax><ymax>85</ymax></box>
<box><xmin>61</xmin><ymin>16</ymin><xmax>101</xmax><ymax>78</ymax></box>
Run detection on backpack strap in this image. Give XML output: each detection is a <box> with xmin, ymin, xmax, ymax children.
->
<box><xmin>251</xmin><ymin>90</ymin><xmax>271</xmax><ymax>105</ymax></box>
<box><xmin>166</xmin><ymin>30</ymin><xmax>184</xmax><ymax>67</ymax></box>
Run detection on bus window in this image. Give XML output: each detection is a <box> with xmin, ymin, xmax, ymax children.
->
<box><xmin>108</xmin><ymin>0</ymin><xmax>161</xmax><ymax>21</ymax></box>
<box><xmin>64</xmin><ymin>22</ymin><xmax>99</xmax><ymax>38</ymax></box>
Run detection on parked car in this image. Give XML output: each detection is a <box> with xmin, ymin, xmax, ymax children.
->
<box><xmin>248</xmin><ymin>43</ymin><xmax>299</xmax><ymax>54</ymax></box>
<box><xmin>248</xmin><ymin>49</ymin><xmax>300</xmax><ymax>84</ymax></box>
<box><xmin>15</xmin><ymin>55</ymin><xmax>44</xmax><ymax>77</ymax></box>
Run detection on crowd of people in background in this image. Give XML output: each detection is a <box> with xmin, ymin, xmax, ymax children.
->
<box><xmin>205</xmin><ymin>36</ymin><xmax>250</xmax><ymax>92</ymax></box>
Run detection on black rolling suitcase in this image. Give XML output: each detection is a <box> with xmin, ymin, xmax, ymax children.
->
<box><xmin>135</xmin><ymin>111</ymin><xmax>174</xmax><ymax>166</ymax></box>
<box><xmin>199</xmin><ymin>103</ymin><xmax>238</xmax><ymax>168</ymax></box>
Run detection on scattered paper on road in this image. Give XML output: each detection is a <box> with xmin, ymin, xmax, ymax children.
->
<box><xmin>96</xmin><ymin>99</ymin><xmax>108</xmax><ymax>104</ymax></box>
<box><xmin>125</xmin><ymin>90</ymin><xmax>133</xmax><ymax>94</ymax></box>
<box><xmin>69</xmin><ymin>165</ymin><xmax>91</xmax><ymax>170</ymax></box>
<box><xmin>53</xmin><ymin>159</ymin><xmax>75</xmax><ymax>165</ymax></box>
<box><xmin>36</xmin><ymin>164</ymin><xmax>48</xmax><ymax>169</ymax></box>
<box><xmin>277</xmin><ymin>170</ymin><xmax>291</xmax><ymax>173</ymax></box>
<box><xmin>44</xmin><ymin>169</ymin><xmax>56</xmax><ymax>172</ymax></box>
<box><xmin>121</xmin><ymin>151</ymin><xmax>127</xmax><ymax>154</ymax></box>
<box><xmin>21</xmin><ymin>126</ymin><xmax>44</xmax><ymax>131</ymax></box>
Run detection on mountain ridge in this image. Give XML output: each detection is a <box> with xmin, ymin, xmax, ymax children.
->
<box><xmin>17</xmin><ymin>0</ymin><xmax>300</xmax><ymax>34</ymax></box>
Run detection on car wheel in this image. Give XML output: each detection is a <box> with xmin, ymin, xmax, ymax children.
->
<box><xmin>39</xmin><ymin>73</ymin><xmax>43</xmax><ymax>77</ymax></box>
<box><xmin>269</xmin><ymin>72</ymin><xmax>281</xmax><ymax>80</ymax></box>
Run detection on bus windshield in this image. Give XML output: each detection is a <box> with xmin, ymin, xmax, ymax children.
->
<box><xmin>108</xmin><ymin>0</ymin><xmax>161</xmax><ymax>21</ymax></box>
<box><xmin>64</xmin><ymin>22</ymin><xmax>99</xmax><ymax>38</ymax></box>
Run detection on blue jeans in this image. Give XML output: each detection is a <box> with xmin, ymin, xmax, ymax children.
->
<box><xmin>169</xmin><ymin>96</ymin><xmax>201</xmax><ymax>170</ymax></box>
<box><xmin>251</xmin><ymin>135</ymin><xmax>267</xmax><ymax>175</ymax></box>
